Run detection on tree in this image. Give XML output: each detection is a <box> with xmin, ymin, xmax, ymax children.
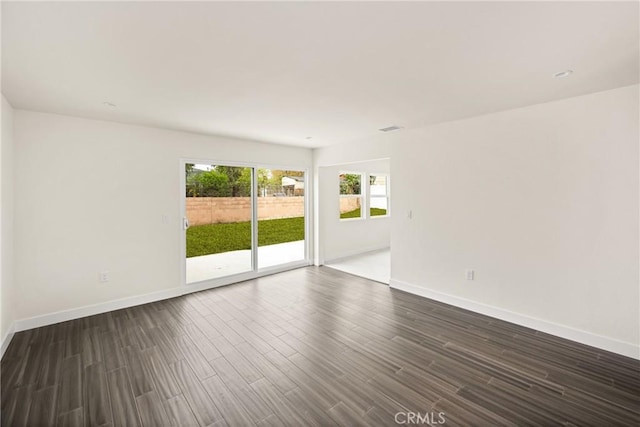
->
<box><xmin>185</xmin><ymin>164</ymin><xmax>205</xmax><ymax>196</ymax></box>
<box><xmin>199</xmin><ymin>170</ymin><xmax>231</xmax><ymax>196</ymax></box>
<box><xmin>215</xmin><ymin>166</ymin><xmax>249</xmax><ymax>196</ymax></box>
<box><xmin>185</xmin><ymin>166</ymin><xmax>306</xmax><ymax>197</ymax></box>
<box><xmin>235</xmin><ymin>168</ymin><xmax>252</xmax><ymax>197</ymax></box>
<box><xmin>340</xmin><ymin>173</ymin><xmax>361</xmax><ymax>195</ymax></box>
<box><xmin>256</xmin><ymin>169</ymin><xmax>271</xmax><ymax>196</ymax></box>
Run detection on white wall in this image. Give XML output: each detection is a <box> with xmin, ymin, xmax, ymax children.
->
<box><xmin>391</xmin><ymin>85</ymin><xmax>639</xmax><ymax>357</ymax></box>
<box><xmin>313</xmin><ymin>134</ymin><xmax>392</xmax><ymax>264</ymax></box>
<box><xmin>318</xmin><ymin>159</ymin><xmax>391</xmax><ymax>263</ymax></box>
<box><xmin>12</xmin><ymin>111</ymin><xmax>313</xmax><ymax>324</ymax></box>
<box><xmin>1</xmin><ymin>95</ymin><xmax>16</xmax><ymax>352</ymax></box>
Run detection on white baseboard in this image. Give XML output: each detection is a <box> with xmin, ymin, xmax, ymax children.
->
<box><xmin>1</xmin><ymin>323</ymin><xmax>15</xmax><ymax>358</ymax></box>
<box><xmin>14</xmin><ymin>286</ymin><xmax>186</xmax><ymax>333</ymax></box>
<box><xmin>12</xmin><ymin>262</ymin><xmax>311</xmax><ymax>335</ymax></box>
<box><xmin>390</xmin><ymin>279</ymin><xmax>640</xmax><ymax>360</ymax></box>
<box><xmin>324</xmin><ymin>245</ymin><xmax>390</xmax><ymax>265</ymax></box>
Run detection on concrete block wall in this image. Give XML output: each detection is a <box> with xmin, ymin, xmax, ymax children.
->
<box><xmin>186</xmin><ymin>196</ymin><xmax>304</xmax><ymax>225</ymax></box>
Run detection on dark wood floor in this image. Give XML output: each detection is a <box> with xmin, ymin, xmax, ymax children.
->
<box><xmin>2</xmin><ymin>267</ymin><xmax>639</xmax><ymax>426</ymax></box>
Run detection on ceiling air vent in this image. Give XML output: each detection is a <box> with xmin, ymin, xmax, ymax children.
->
<box><xmin>379</xmin><ymin>125</ymin><xmax>403</xmax><ymax>132</ymax></box>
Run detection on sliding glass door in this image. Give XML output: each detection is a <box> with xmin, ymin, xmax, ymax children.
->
<box><xmin>257</xmin><ymin>169</ymin><xmax>306</xmax><ymax>269</ymax></box>
<box><xmin>184</xmin><ymin>163</ymin><xmax>253</xmax><ymax>283</ymax></box>
<box><xmin>183</xmin><ymin>162</ymin><xmax>306</xmax><ymax>284</ymax></box>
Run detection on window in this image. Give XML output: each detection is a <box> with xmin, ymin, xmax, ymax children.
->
<box><xmin>339</xmin><ymin>173</ymin><xmax>363</xmax><ymax>219</ymax></box>
<box><xmin>369</xmin><ymin>174</ymin><xmax>389</xmax><ymax>217</ymax></box>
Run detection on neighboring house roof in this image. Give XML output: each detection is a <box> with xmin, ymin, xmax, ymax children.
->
<box><xmin>282</xmin><ymin>176</ymin><xmax>305</xmax><ymax>189</ymax></box>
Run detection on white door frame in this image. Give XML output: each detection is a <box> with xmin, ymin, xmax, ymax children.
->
<box><xmin>179</xmin><ymin>158</ymin><xmax>312</xmax><ymax>292</ymax></box>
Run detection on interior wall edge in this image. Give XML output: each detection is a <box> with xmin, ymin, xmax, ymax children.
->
<box><xmin>323</xmin><ymin>245</ymin><xmax>391</xmax><ymax>265</ymax></box>
<box><xmin>389</xmin><ymin>278</ymin><xmax>640</xmax><ymax>360</ymax></box>
<box><xmin>0</xmin><ymin>322</ymin><xmax>15</xmax><ymax>359</ymax></box>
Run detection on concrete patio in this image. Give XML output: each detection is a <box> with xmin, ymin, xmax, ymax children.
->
<box><xmin>186</xmin><ymin>240</ymin><xmax>305</xmax><ymax>283</ymax></box>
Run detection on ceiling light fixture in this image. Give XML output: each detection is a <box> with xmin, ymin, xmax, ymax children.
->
<box><xmin>379</xmin><ymin>125</ymin><xmax>403</xmax><ymax>133</ymax></box>
<box><xmin>102</xmin><ymin>101</ymin><xmax>117</xmax><ymax>108</ymax></box>
<box><xmin>553</xmin><ymin>70</ymin><xmax>573</xmax><ymax>78</ymax></box>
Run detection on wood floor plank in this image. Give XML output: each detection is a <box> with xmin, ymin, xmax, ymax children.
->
<box><xmin>235</xmin><ymin>341</ymin><xmax>297</xmax><ymax>394</ymax></box>
<box><xmin>262</xmin><ymin>349</ymin><xmax>339</xmax><ymax>410</ymax></box>
<box><xmin>57</xmin><ymin>354</ymin><xmax>83</xmax><ymax>414</ymax></box>
<box><xmin>250</xmin><ymin>377</ymin><xmax>305</xmax><ymax>426</ymax></box>
<box><xmin>106</xmin><ymin>367</ymin><xmax>142</xmax><ymax>427</ymax></box>
<box><xmin>140</xmin><ymin>346</ymin><xmax>182</xmax><ymax>400</ymax></box>
<box><xmin>226</xmin><ymin>318</ymin><xmax>274</xmax><ymax>354</ymax></box>
<box><xmin>136</xmin><ymin>391</ymin><xmax>171</xmax><ymax>427</ymax></box>
<box><xmin>84</xmin><ymin>362</ymin><xmax>113</xmax><ymax>427</ymax></box>
<box><xmin>175</xmin><ymin>334</ymin><xmax>216</xmax><ymax>380</ymax></box>
<box><xmin>63</xmin><ymin>321</ymin><xmax>82</xmax><ymax>358</ymax></box>
<box><xmin>244</xmin><ymin>320</ymin><xmax>297</xmax><ymax>357</ymax></box>
<box><xmin>1</xmin><ymin>352</ymin><xmax>29</xmax><ymax>408</ymax></box>
<box><xmin>201</xmin><ymin>374</ymin><xmax>255</xmax><ymax>426</ymax></box>
<box><xmin>170</xmin><ymin>359</ymin><xmax>224</xmax><ymax>426</ymax></box>
<box><xmin>216</xmin><ymin>345</ymin><xmax>264</xmax><ymax>384</ymax></box>
<box><xmin>2</xmin><ymin>266</ymin><xmax>639</xmax><ymax>426</ymax></box>
<box><xmin>457</xmin><ymin>382</ymin><xmax>563</xmax><ymax>426</ymax></box>
<box><xmin>4</xmin><ymin>330</ymin><xmax>33</xmax><ymax>359</ymax></box>
<box><xmin>434</xmin><ymin>394</ymin><xmax>517</xmax><ymax>427</ymax></box>
<box><xmin>208</xmin><ymin>356</ymin><xmax>273</xmax><ymax>422</ymax></box>
<box><xmin>122</xmin><ymin>345</ymin><xmax>155</xmax><ymax>397</ymax></box>
<box><xmin>82</xmin><ymin>327</ymin><xmax>103</xmax><ymax>368</ymax></box>
<box><xmin>147</xmin><ymin>327</ymin><xmax>183</xmax><ymax>365</ymax></box>
<box><xmin>328</xmin><ymin>401</ymin><xmax>369</xmax><ymax>427</ymax></box>
<box><xmin>2</xmin><ymin>384</ymin><xmax>34</xmax><ymax>427</ymax></box>
<box><xmin>36</xmin><ymin>341</ymin><xmax>64</xmax><ymax>390</ymax></box>
<box><xmin>163</xmin><ymin>395</ymin><xmax>200</xmax><ymax>427</ymax></box>
<box><xmin>205</xmin><ymin>313</ymin><xmax>245</xmax><ymax>346</ymax></box>
<box><xmin>283</xmin><ymin>386</ymin><xmax>341</xmax><ymax>426</ymax></box>
<box><xmin>57</xmin><ymin>407</ymin><xmax>84</xmax><ymax>427</ymax></box>
<box><xmin>368</xmin><ymin>372</ymin><xmax>440</xmax><ymax>412</ymax></box>
<box><xmin>100</xmin><ymin>330</ymin><xmax>127</xmax><ymax>372</ymax></box>
<box><xmin>288</xmin><ymin>349</ymin><xmax>344</xmax><ymax>382</ymax></box>
<box><xmin>27</xmin><ymin>385</ymin><xmax>58</xmax><ymax>426</ymax></box>
<box><xmin>183</xmin><ymin>323</ymin><xmax>223</xmax><ymax>361</ymax></box>
<box><xmin>255</xmin><ymin>413</ymin><xmax>285</xmax><ymax>427</ymax></box>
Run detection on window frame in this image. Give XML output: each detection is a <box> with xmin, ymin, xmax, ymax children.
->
<box><xmin>338</xmin><ymin>171</ymin><xmax>365</xmax><ymax>221</ymax></box>
<box><xmin>368</xmin><ymin>173</ymin><xmax>390</xmax><ymax>219</ymax></box>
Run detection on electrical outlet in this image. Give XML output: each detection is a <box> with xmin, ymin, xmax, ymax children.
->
<box><xmin>98</xmin><ymin>271</ymin><xmax>110</xmax><ymax>283</ymax></box>
<box><xmin>465</xmin><ymin>269</ymin><xmax>474</xmax><ymax>281</ymax></box>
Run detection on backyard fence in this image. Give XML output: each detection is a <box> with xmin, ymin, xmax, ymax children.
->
<box><xmin>186</xmin><ymin>196</ymin><xmax>305</xmax><ymax>225</ymax></box>
<box><xmin>339</xmin><ymin>197</ymin><xmax>361</xmax><ymax>213</ymax></box>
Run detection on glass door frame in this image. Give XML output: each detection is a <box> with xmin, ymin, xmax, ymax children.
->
<box><xmin>180</xmin><ymin>158</ymin><xmax>311</xmax><ymax>291</ymax></box>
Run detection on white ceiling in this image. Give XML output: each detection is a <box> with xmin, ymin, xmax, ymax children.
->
<box><xmin>2</xmin><ymin>1</ymin><xmax>638</xmax><ymax>148</ymax></box>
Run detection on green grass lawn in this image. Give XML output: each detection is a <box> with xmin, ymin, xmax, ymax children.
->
<box><xmin>186</xmin><ymin>216</ymin><xmax>305</xmax><ymax>257</ymax></box>
<box><xmin>340</xmin><ymin>208</ymin><xmax>387</xmax><ymax>219</ymax></box>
